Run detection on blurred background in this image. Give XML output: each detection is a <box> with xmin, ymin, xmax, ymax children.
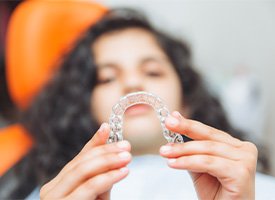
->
<box><xmin>1</xmin><ymin>0</ymin><xmax>275</xmax><ymax>176</ymax></box>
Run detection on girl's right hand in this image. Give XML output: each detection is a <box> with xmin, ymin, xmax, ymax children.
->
<box><xmin>40</xmin><ymin>123</ymin><xmax>132</xmax><ymax>200</ymax></box>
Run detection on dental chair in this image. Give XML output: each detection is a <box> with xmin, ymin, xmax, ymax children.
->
<box><xmin>0</xmin><ymin>0</ymin><xmax>107</xmax><ymax>176</ymax></box>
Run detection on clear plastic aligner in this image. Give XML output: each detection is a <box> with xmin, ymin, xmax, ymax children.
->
<box><xmin>107</xmin><ymin>91</ymin><xmax>184</xmax><ymax>144</ymax></box>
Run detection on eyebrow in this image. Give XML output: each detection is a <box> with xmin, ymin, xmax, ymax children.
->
<box><xmin>96</xmin><ymin>63</ymin><xmax>119</xmax><ymax>70</ymax></box>
<box><xmin>96</xmin><ymin>56</ymin><xmax>169</xmax><ymax>70</ymax></box>
<box><xmin>139</xmin><ymin>56</ymin><xmax>170</xmax><ymax>69</ymax></box>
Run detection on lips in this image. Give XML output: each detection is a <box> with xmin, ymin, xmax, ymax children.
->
<box><xmin>125</xmin><ymin>104</ymin><xmax>152</xmax><ymax>116</ymax></box>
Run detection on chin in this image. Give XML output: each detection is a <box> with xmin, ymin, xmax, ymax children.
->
<box><xmin>124</xmin><ymin>114</ymin><xmax>160</xmax><ymax>136</ymax></box>
<box><xmin>123</xmin><ymin>116</ymin><xmax>166</xmax><ymax>151</ymax></box>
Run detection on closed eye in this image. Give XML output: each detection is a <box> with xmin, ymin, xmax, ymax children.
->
<box><xmin>97</xmin><ymin>77</ymin><xmax>116</xmax><ymax>84</ymax></box>
<box><xmin>145</xmin><ymin>71</ymin><xmax>163</xmax><ymax>77</ymax></box>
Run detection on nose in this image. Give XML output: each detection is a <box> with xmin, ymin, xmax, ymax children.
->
<box><xmin>122</xmin><ymin>70</ymin><xmax>144</xmax><ymax>94</ymax></box>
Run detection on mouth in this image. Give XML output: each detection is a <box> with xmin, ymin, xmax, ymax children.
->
<box><xmin>125</xmin><ymin>104</ymin><xmax>152</xmax><ymax>117</ymax></box>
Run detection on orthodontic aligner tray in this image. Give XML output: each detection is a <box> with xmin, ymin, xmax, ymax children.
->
<box><xmin>107</xmin><ymin>91</ymin><xmax>184</xmax><ymax>144</ymax></box>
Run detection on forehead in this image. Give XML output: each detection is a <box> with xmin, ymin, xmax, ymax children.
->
<box><xmin>92</xmin><ymin>28</ymin><xmax>167</xmax><ymax>64</ymax></box>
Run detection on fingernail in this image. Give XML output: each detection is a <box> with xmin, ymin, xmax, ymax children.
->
<box><xmin>160</xmin><ymin>145</ymin><xmax>171</xmax><ymax>154</ymax></box>
<box><xmin>118</xmin><ymin>152</ymin><xmax>131</xmax><ymax>160</ymax></box>
<box><xmin>168</xmin><ymin>158</ymin><xmax>177</xmax><ymax>164</ymax></box>
<box><xmin>117</xmin><ymin>141</ymin><xmax>129</xmax><ymax>149</ymax></box>
<box><xmin>119</xmin><ymin>167</ymin><xmax>129</xmax><ymax>173</ymax></box>
<box><xmin>172</xmin><ymin>111</ymin><xmax>182</xmax><ymax>119</ymax></box>
<box><xmin>166</xmin><ymin>116</ymin><xmax>179</xmax><ymax>127</ymax></box>
<box><xmin>99</xmin><ymin>123</ymin><xmax>108</xmax><ymax>132</ymax></box>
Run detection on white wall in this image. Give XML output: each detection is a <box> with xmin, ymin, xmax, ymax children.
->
<box><xmin>98</xmin><ymin>0</ymin><xmax>275</xmax><ymax>175</ymax></box>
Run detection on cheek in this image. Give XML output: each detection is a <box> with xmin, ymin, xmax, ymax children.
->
<box><xmin>91</xmin><ymin>87</ymin><xmax>121</xmax><ymax>124</ymax></box>
<box><xmin>170</xmin><ymin>78</ymin><xmax>183</xmax><ymax>108</ymax></box>
<box><xmin>146</xmin><ymin>76</ymin><xmax>183</xmax><ymax>112</ymax></box>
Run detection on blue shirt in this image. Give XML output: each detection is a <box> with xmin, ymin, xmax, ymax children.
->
<box><xmin>27</xmin><ymin>155</ymin><xmax>275</xmax><ymax>200</ymax></box>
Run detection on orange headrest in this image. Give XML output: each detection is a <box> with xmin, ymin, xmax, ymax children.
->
<box><xmin>6</xmin><ymin>0</ymin><xmax>107</xmax><ymax>110</ymax></box>
<box><xmin>0</xmin><ymin>124</ymin><xmax>32</xmax><ymax>176</ymax></box>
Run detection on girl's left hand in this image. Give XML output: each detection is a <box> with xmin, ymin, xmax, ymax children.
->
<box><xmin>160</xmin><ymin>111</ymin><xmax>258</xmax><ymax>200</ymax></box>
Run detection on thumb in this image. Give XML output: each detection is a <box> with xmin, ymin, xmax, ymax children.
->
<box><xmin>81</xmin><ymin>123</ymin><xmax>110</xmax><ymax>153</ymax></box>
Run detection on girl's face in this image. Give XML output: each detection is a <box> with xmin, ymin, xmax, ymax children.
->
<box><xmin>91</xmin><ymin>28</ymin><xmax>184</xmax><ymax>155</ymax></box>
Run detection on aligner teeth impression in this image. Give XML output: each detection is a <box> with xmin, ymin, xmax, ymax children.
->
<box><xmin>107</xmin><ymin>91</ymin><xmax>184</xmax><ymax>144</ymax></box>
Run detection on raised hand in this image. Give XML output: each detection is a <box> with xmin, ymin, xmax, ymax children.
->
<box><xmin>160</xmin><ymin>111</ymin><xmax>257</xmax><ymax>200</ymax></box>
<box><xmin>40</xmin><ymin>123</ymin><xmax>132</xmax><ymax>200</ymax></box>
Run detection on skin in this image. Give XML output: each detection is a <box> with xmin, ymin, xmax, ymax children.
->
<box><xmin>40</xmin><ymin>28</ymin><xmax>257</xmax><ymax>200</ymax></box>
<box><xmin>162</xmin><ymin>111</ymin><xmax>257</xmax><ymax>200</ymax></box>
<box><xmin>91</xmin><ymin>28</ymin><xmax>184</xmax><ymax>155</ymax></box>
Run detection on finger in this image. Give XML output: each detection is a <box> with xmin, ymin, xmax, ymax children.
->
<box><xmin>160</xmin><ymin>140</ymin><xmax>242</xmax><ymax>161</ymax></box>
<box><xmin>80</xmin><ymin>140</ymin><xmax>131</xmax><ymax>161</ymax></box>
<box><xmin>41</xmin><ymin>123</ymin><xmax>113</xmax><ymax>196</ymax></box>
<box><xmin>167</xmin><ymin>154</ymin><xmax>238</xmax><ymax>179</ymax></box>
<box><xmin>46</xmin><ymin>151</ymin><xmax>131</xmax><ymax>198</ymax></box>
<box><xmin>81</xmin><ymin>122</ymin><xmax>110</xmax><ymax>153</ymax></box>
<box><xmin>59</xmin><ymin>140</ymin><xmax>131</xmax><ymax>178</ymax></box>
<box><xmin>68</xmin><ymin>167</ymin><xmax>129</xmax><ymax>199</ymax></box>
<box><xmin>165</xmin><ymin>111</ymin><xmax>241</xmax><ymax>147</ymax></box>
<box><xmin>40</xmin><ymin>180</ymin><xmax>57</xmax><ymax>198</ymax></box>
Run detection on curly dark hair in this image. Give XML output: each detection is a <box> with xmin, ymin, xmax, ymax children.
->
<box><xmin>5</xmin><ymin>8</ymin><xmax>264</xmax><ymax>198</ymax></box>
